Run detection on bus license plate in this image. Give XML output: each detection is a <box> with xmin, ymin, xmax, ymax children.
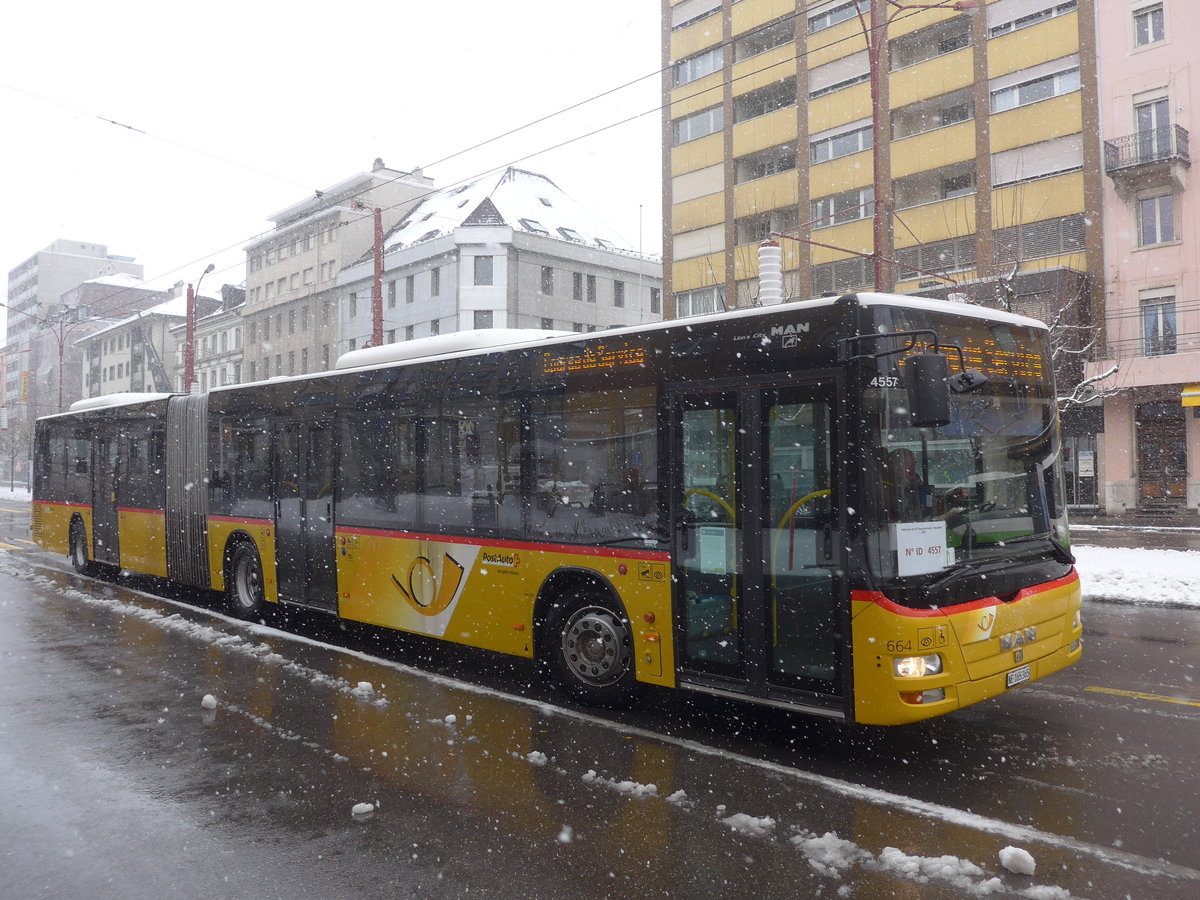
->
<box><xmin>1006</xmin><ymin>664</ymin><xmax>1032</xmax><ymax>688</ymax></box>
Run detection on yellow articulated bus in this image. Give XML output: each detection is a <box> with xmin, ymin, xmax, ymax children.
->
<box><xmin>32</xmin><ymin>293</ymin><xmax>1082</xmax><ymax>725</ymax></box>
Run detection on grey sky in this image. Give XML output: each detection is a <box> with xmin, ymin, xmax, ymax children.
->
<box><xmin>0</xmin><ymin>0</ymin><xmax>663</xmax><ymax>326</ymax></box>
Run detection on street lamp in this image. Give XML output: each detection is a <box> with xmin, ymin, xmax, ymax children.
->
<box><xmin>184</xmin><ymin>263</ymin><xmax>214</xmax><ymax>393</ymax></box>
<box><xmin>352</xmin><ymin>200</ymin><xmax>385</xmax><ymax>348</ymax></box>
<box><xmin>857</xmin><ymin>0</ymin><xmax>979</xmax><ymax>291</ymax></box>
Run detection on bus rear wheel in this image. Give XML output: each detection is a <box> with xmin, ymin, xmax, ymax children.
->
<box><xmin>69</xmin><ymin>520</ymin><xmax>95</xmax><ymax>576</ymax></box>
<box><xmin>226</xmin><ymin>543</ymin><xmax>265</xmax><ymax>620</ymax></box>
<box><xmin>547</xmin><ymin>596</ymin><xmax>643</xmax><ymax>706</ymax></box>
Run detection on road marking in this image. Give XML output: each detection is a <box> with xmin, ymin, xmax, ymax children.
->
<box><xmin>1087</xmin><ymin>685</ymin><xmax>1200</xmax><ymax>709</ymax></box>
<box><xmin>0</xmin><ymin>542</ymin><xmax>23</xmax><ymax>551</ymax></box>
<box><xmin>0</xmin><ymin>507</ymin><xmax>27</xmax><ymax>513</ymax></box>
<box><xmin>10</xmin><ymin>539</ymin><xmax>36</xmax><ymax>546</ymax></box>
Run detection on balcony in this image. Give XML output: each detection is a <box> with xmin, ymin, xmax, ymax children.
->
<box><xmin>1104</xmin><ymin>126</ymin><xmax>1190</xmax><ymax>194</ymax></box>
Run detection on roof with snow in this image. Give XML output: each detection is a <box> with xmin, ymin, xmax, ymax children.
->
<box><xmin>383</xmin><ymin>167</ymin><xmax>634</xmax><ymax>254</ymax></box>
<box><xmin>82</xmin><ymin>273</ymin><xmax>144</xmax><ymax>288</ymax></box>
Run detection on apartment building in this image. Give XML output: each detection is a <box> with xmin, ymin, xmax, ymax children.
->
<box><xmin>77</xmin><ymin>285</ymin><xmax>219</xmax><ymax>399</ymax></box>
<box><xmin>170</xmin><ymin>284</ymin><xmax>246</xmax><ymax>393</ymax></box>
<box><xmin>242</xmin><ymin>159</ymin><xmax>434</xmax><ymax>381</ymax></box>
<box><xmin>337</xmin><ymin>167</ymin><xmax>663</xmax><ymax>353</ymax></box>
<box><xmin>663</xmin><ymin>0</ymin><xmax>1104</xmax><ymax>501</ymax></box>
<box><xmin>4</xmin><ymin>240</ymin><xmax>143</xmax><ymax>424</ymax></box>
<box><xmin>1088</xmin><ymin>0</ymin><xmax>1199</xmax><ymax>516</ymax></box>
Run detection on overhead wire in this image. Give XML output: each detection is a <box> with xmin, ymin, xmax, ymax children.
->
<box><xmin>2</xmin><ymin>0</ymin><xmax>948</xmax><ymax>323</ymax></box>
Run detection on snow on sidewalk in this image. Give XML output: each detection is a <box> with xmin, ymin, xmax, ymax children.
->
<box><xmin>1075</xmin><ymin>545</ymin><xmax>1200</xmax><ymax>609</ymax></box>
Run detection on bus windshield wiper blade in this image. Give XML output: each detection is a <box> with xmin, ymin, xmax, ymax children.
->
<box><xmin>1001</xmin><ymin>533</ymin><xmax>1075</xmax><ymax>566</ymax></box>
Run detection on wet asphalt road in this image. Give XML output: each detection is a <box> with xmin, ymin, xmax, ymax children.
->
<box><xmin>1</xmin><ymin>500</ymin><xmax>1198</xmax><ymax>899</ymax></box>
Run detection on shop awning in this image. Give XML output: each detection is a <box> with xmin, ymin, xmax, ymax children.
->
<box><xmin>1184</xmin><ymin>384</ymin><xmax>1200</xmax><ymax>407</ymax></box>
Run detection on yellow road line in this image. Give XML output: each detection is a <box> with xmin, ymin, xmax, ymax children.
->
<box><xmin>0</xmin><ymin>542</ymin><xmax>23</xmax><ymax>551</ymax></box>
<box><xmin>1087</xmin><ymin>685</ymin><xmax>1200</xmax><ymax>709</ymax></box>
<box><xmin>10</xmin><ymin>538</ymin><xmax>36</xmax><ymax>545</ymax></box>
<box><xmin>0</xmin><ymin>507</ymin><xmax>28</xmax><ymax>513</ymax></box>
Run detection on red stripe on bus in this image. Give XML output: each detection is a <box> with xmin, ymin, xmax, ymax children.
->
<box><xmin>853</xmin><ymin>569</ymin><xmax>1079</xmax><ymax>618</ymax></box>
<box><xmin>118</xmin><ymin>507</ymin><xmax>165</xmax><ymax>517</ymax></box>
<box><xmin>335</xmin><ymin>525</ymin><xmax>671</xmax><ymax>562</ymax></box>
<box><xmin>35</xmin><ymin>500</ymin><xmax>91</xmax><ymax>509</ymax></box>
<box><xmin>208</xmin><ymin>515</ymin><xmax>274</xmax><ymax>528</ymax></box>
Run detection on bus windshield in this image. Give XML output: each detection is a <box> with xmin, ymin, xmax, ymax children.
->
<box><xmin>860</xmin><ymin>319</ymin><xmax>1068</xmax><ymax>590</ymax></box>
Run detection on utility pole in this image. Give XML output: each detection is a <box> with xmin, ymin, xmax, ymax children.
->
<box><xmin>353</xmin><ymin>201</ymin><xmax>385</xmax><ymax>347</ymax></box>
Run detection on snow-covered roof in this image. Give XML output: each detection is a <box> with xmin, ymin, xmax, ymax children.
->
<box><xmin>384</xmin><ymin>167</ymin><xmax>633</xmax><ymax>254</ymax></box>
<box><xmin>81</xmin><ymin>273</ymin><xmax>143</xmax><ymax>288</ymax></box>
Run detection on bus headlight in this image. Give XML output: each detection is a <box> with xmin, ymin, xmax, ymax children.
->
<box><xmin>894</xmin><ymin>654</ymin><xmax>942</xmax><ymax>678</ymax></box>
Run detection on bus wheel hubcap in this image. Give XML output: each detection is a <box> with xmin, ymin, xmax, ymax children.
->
<box><xmin>561</xmin><ymin>606</ymin><xmax>630</xmax><ymax>687</ymax></box>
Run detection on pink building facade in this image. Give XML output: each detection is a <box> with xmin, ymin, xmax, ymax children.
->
<box><xmin>1088</xmin><ymin>0</ymin><xmax>1200</xmax><ymax>515</ymax></box>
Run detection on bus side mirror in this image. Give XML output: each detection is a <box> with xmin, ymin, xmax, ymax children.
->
<box><xmin>908</xmin><ymin>353</ymin><xmax>951</xmax><ymax>428</ymax></box>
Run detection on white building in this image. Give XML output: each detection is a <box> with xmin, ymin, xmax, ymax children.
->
<box><xmin>337</xmin><ymin>167</ymin><xmax>662</xmax><ymax>354</ymax></box>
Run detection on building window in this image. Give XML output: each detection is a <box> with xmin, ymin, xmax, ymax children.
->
<box><xmin>430</xmin><ymin>318</ymin><xmax>440</xmax><ymax>336</ymax></box>
<box><xmin>734</xmin><ymin>77</ymin><xmax>796</xmax><ymax>123</ymax></box>
<box><xmin>989</xmin><ymin>1</ymin><xmax>1077</xmax><ymax>38</ymax></box>
<box><xmin>892</xmin><ymin>88</ymin><xmax>973</xmax><ymax>140</ymax></box>
<box><xmin>894</xmin><ymin>162</ymin><xmax>975</xmax><ymax>209</ymax></box>
<box><xmin>990</xmin><ymin>67</ymin><xmax>1080</xmax><ymax>113</ymax></box>
<box><xmin>288</xmin><ymin>351</ymin><xmax>295</xmax><ymax>375</ymax></box>
<box><xmin>573</xmin><ymin>272</ymin><xmax>584</xmax><ymax>301</ymax></box>
<box><xmin>288</xmin><ymin>309</ymin><xmax>295</xmax><ymax>334</ymax></box>
<box><xmin>808</xmin><ymin>0</ymin><xmax>866</xmax><ymax>33</ymax></box>
<box><xmin>386</xmin><ymin>329</ymin><xmax>395</xmax><ymax>344</ymax></box>
<box><xmin>474</xmin><ymin>310</ymin><xmax>494</xmax><ymax>329</ymax></box>
<box><xmin>430</xmin><ymin>267</ymin><xmax>441</xmax><ymax>296</ymax></box>
<box><xmin>650</xmin><ymin>288</ymin><xmax>661</xmax><ymax>314</ymax></box>
<box><xmin>1134</xmin><ymin>3</ymin><xmax>1165</xmax><ymax>47</ymax></box>
<box><xmin>810</xmin><ymin>123</ymin><xmax>873</xmax><ymax>164</ymax></box>
<box><xmin>519</xmin><ymin>218</ymin><xmax>550</xmax><ymax>235</ymax></box>
<box><xmin>586</xmin><ymin>274</ymin><xmax>597</xmax><ymax>303</ymax></box>
<box><xmin>406</xmin><ymin>325</ymin><xmax>414</xmax><ymax>341</ymax></box>
<box><xmin>734</xmin><ymin>18</ymin><xmax>794</xmax><ymax>62</ymax></box>
<box><xmin>541</xmin><ymin>317</ymin><xmax>554</xmax><ymax>330</ymax></box>
<box><xmin>735</xmin><ymin>208</ymin><xmax>799</xmax><ymax>246</ymax></box>
<box><xmin>388</xmin><ymin>280</ymin><xmax>397</xmax><ymax>308</ymax></box>
<box><xmin>1138</xmin><ymin>194</ymin><xmax>1176</xmax><ymax>246</ymax></box>
<box><xmin>301</xmin><ymin>305</ymin><xmax>309</xmax><ymax>331</ymax></box>
<box><xmin>811</xmin><ymin>186</ymin><xmax>875</xmax><ymax>228</ymax></box>
<box><xmin>303</xmin><ymin>267</ymin><xmax>314</xmax><ymax>285</ymax></box>
<box><xmin>674</xmin><ymin>46</ymin><xmax>723</xmax><ymax>87</ymax></box>
<box><xmin>735</xmin><ymin>144</ymin><xmax>797</xmax><ymax>184</ymax></box>
<box><xmin>249</xmin><ymin>361</ymin><xmax>256</xmax><ymax>382</ymax></box>
<box><xmin>301</xmin><ymin>348</ymin><xmax>308</xmax><ymax>372</ymax></box>
<box><xmin>406</xmin><ymin>275</ymin><xmax>415</xmax><ymax>303</ymax></box>
<box><xmin>672</xmin><ymin>105</ymin><xmax>724</xmax><ymax>145</ymax></box>
<box><xmin>474</xmin><ymin>256</ymin><xmax>493</xmax><ymax>285</ymax></box>
<box><xmin>675</xmin><ymin>286</ymin><xmax>724</xmax><ymax>318</ymax></box>
<box><xmin>889</xmin><ymin>17</ymin><xmax>971</xmax><ymax>69</ymax></box>
<box><xmin>1141</xmin><ymin>290</ymin><xmax>1177</xmax><ymax>356</ymax></box>
<box><xmin>541</xmin><ymin>266</ymin><xmax>554</xmax><ymax>294</ymax></box>
<box><xmin>613</xmin><ymin>281</ymin><xmax>625</xmax><ymax>308</ymax></box>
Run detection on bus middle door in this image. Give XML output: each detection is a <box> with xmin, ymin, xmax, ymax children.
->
<box><xmin>91</xmin><ymin>432</ymin><xmax>120</xmax><ymax>566</ymax></box>
<box><xmin>274</xmin><ymin>419</ymin><xmax>337</xmax><ymax>611</ymax></box>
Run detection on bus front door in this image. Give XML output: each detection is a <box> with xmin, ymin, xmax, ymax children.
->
<box><xmin>673</xmin><ymin>386</ymin><xmax>844</xmax><ymax>714</ymax></box>
<box><xmin>92</xmin><ymin>433</ymin><xmax>120</xmax><ymax>567</ymax></box>
<box><xmin>274</xmin><ymin>420</ymin><xmax>337</xmax><ymax>611</ymax></box>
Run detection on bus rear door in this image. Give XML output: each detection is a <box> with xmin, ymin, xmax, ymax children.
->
<box><xmin>672</xmin><ymin>383</ymin><xmax>846</xmax><ymax>716</ymax></box>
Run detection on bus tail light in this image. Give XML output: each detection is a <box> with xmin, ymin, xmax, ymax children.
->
<box><xmin>893</xmin><ymin>654</ymin><xmax>943</xmax><ymax>678</ymax></box>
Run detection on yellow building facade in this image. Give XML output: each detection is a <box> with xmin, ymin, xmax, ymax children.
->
<box><xmin>662</xmin><ymin>0</ymin><xmax>1104</xmax><ymax>319</ymax></box>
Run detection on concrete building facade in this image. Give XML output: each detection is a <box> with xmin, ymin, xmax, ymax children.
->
<box><xmin>241</xmin><ymin>159</ymin><xmax>433</xmax><ymax>382</ymax></box>
<box><xmin>337</xmin><ymin>168</ymin><xmax>663</xmax><ymax>355</ymax></box>
<box><xmin>1088</xmin><ymin>0</ymin><xmax>1200</xmax><ymax>516</ymax></box>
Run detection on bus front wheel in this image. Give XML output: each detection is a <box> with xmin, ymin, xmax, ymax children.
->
<box><xmin>547</xmin><ymin>596</ymin><xmax>643</xmax><ymax>706</ymax></box>
<box><xmin>69</xmin><ymin>520</ymin><xmax>95</xmax><ymax>576</ymax></box>
<box><xmin>226</xmin><ymin>543</ymin><xmax>266</xmax><ymax>620</ymax></box>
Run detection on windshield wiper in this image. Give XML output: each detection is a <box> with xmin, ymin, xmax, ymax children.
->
<box><xmin>997</xmin><ymin>533</ymin><xmax>1075</xmax><ymax>566</ymax></box>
